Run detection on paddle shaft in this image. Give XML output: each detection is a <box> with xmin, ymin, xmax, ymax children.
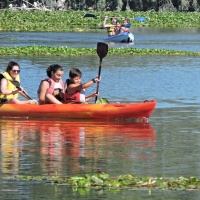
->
<box><xmin>22</xmin><ymin>91</ymin><xmax>32</xmax><ymax>100</ymax></box>
<box><xmin>84</xmin><ymin>14</ymin><xmax>146</xmax><ymax>22</ymax></box>
<box><xmin>10</xmin><ymin>80</ymin><xmax>33</xmax><ymax>100</ymax></box>
<box><xmin>84</xmin><ymin>14</ymin><xmax>122</xmax><ymax>19</ymax></box>
<box><xmin>95</xmin><ymin>59</ymin><xmax>102</xmax><ymax>103</ymax></box>
<box><xmin>16</xmin><ymin>86</ymin><xmax>32</xmax><ymax>100</ymax></box>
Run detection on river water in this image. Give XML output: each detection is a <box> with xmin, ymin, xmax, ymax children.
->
<box><xmin>0</xmin><ymin>28</ymin><xmax>200</xmax><ymax>199</ymax></box>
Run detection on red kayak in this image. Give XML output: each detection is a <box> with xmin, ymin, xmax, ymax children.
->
<box><xmin>0</xmin><ymin>100</ymin><xmax>156</xmax><ymax>120</ymax></box>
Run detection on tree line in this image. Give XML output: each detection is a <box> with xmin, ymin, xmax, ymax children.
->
<box><xmin>0</xmin><ymin>0</ymin><xmax>199</xmax><ymax>11</ymax></box>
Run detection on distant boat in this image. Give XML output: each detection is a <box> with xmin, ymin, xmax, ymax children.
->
<box><xmin>104</xmin><ymin>32</ymin><xmax>134</xmax><ymax>43</ymax></box>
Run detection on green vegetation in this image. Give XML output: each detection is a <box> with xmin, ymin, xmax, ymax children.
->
<box><xmin>14</xmin><ymin>172</ymin><xmax>200</xmax><ymax>190</ymax></box>
<box><xmin>0</xmin><ymin>10</ymin><xmax>199</xmax><ymax>32</ymax></box>
<box><xmin>0</xmin><ymin>46</ymin><xmax>199</xmax><ymax>56</ymax></box>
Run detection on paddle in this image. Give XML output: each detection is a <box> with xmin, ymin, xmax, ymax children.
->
<box><xmin>83</xmin><ymin>13</ymin><xmax>97</xmax><ymax>18</ymax></box>
<box><xmin>10</xmin><ymin>80</ymin><xmax>33</xmax><ymax>100</ymax></box>
<box><xmin>84</xmin><ymin>13</ymin><xmax>147</xmax><ymax>22</ymax></box>
<box><xmin>95</xmin><ymin>42</ymin><xmax>108</xmax><ymax>103</ymax></box>
<box><xmin>84</xmin><ymin>14</ymin><xmax>120</xmax><ymax>19</ymax></box>
<box><xmin>96</xmin><ymin>98</ymin><xmax>109</xmax><ymax>104</ymax></box>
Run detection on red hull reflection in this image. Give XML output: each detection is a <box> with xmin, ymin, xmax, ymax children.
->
<box><xmin>0</xmin><ymin>119</ymin><xmax>156</xmax><ymax>175</ymax></box>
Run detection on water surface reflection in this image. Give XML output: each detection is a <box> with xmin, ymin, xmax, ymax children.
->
<box><xmin>0</xmin><ymin>119</ymin><xmax>155</xmax><ymax>177</ymax></box>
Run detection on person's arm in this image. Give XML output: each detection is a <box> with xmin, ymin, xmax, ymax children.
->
<box><xmin>46</xmin><ymin>93</ymin><xmax>63</xmax><ymax>104</ymax></box>
<box><xmin>0</xmin><ymin>78</ymin><xmax>19</xmax><ymax>95</ymax></box>
<box><xmin>67</xmin><ymin>77</ymin><xmax>100</xmax><ymax>95</ymax></box>
<box><xmin>120</xmin><ymin>26</ymin><xmax>129</xmax><ymax>32</ymax></box>
<box><xmin>85</xmin><ymin>92</ymin><xmax>98</xmax><ymax>102</ymax></box>
<box><xmin>103</xmin><ymin>16</ymin><xmax>108</xmax><ymax>27</ymax></box>
<box><xmin>38</xmin><ymin>80</ymin><xmax>49</xmax><ymax>104</ymax></box>
<box><xmin>103</xmin><ymin>16</ymin><xmax>115</xmax><ymax>28</ymax></box>
<box><xmin>121</xmin><ymin>23</ymin><xmax>131</xmax><ymax>32</ymax></box>
<box><xmin>64</xmin><ymin>80</ymin><xmax>68</xmax><ymax>92</ymax></box>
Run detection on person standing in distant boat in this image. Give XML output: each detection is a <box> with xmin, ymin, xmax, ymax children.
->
<box><xmin>64</xmin><ymin>68</ymin><xmax>99</xmax><ymax>104</ymax></box>
<box><xmin>38</xmin><ymin>64</ymin><xmax>65</xmax><ymax>104</ymax></box>
<box><xmin>0</xmin><ymin>61</ymin><xmax>38</xmax><ymax>104</ymax></box>
<box><xmin>121</xmin><ymin>18</ymin><xmax>131</xmax><ymax>32</ymax></box>
<box><xmin>103</xmin><ymin>16</ymin><xmax>117</xmax><ymax>36</ymax></box>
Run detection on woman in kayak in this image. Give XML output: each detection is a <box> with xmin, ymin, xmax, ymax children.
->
<box><xmin>0</xmin><ymin>61</ymin><xmax>38</xmax><ymax>104</ymax></box>
<box><xmin>38</xmin><ymin>64</ymin><xmax>65</xmax><ymax>104</ymax></box>
<box><xmin>64</xmin><ymin>68</ymin><xmax>99</xmax><ymax>104</ymax></box>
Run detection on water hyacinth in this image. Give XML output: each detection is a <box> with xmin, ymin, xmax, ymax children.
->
<box><xmin>0</xmin><ymin>46</ymin><xmax>199</xmax><ymax>56</ymax></box>
<box><xmin>0</xmin><ymin>11</ymin><xmax>199</xmax><ymax>32</ymax></box>
<box><xmin>13</xmin><ymin>173</ymin><xmax>200</xmax><ymax>190</ymax></box>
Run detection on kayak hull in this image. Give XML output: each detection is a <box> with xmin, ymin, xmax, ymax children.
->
<box><xmin>104</xmin><ymin>32</ymin><xmax>134</xmax><ymax>43</ymax></box>
<box><xmin>0</xmin><ymin>100</ymin><xmax>156</xmax><ymax>120</ymax></box>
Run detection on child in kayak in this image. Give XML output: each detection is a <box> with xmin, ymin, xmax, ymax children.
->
<box><xmin>37</xmin><ymin>64</ymin><xmax>64</xmax><ymax>104</ymax></box>
<box><xmin>64</xmin><ymin>68</ymin><xmax>99</xmax><ymax>104</ymax></box>
<box><xmin>0</xmin><ymin>61</ymin><xmax>38</xmax><ymax>104</ymax></box>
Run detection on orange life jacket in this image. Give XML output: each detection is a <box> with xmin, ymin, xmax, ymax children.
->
<box><xmin>38</xmin><ymin>78</ymin><xmax>64</xmax><ymax>95</ymax></box>
<box><xmin>64</xmin><ymin>89</ymin><xmax>85</xmax><ymax>104</ymax></box>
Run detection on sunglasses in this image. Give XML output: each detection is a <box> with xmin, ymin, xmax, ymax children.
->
<box><xmin>11</xmin><ymin>70</ymin><xmax>20</xmax><ymax>73</ymax></box>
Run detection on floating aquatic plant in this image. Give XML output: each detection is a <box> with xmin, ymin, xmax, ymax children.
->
<box><xmin>0</xmin><ymin>11</ymin><xmax>199</xmax><ymax>32</ymax></box>
<box><xmin>13</xmin><ymin>172</ymin><xmax>200</xmax><ymax>190</ymax></box>
<box><xmin>0</xmin><ymin>46</ymin><xmax>199</xmax><ymax>56</ymax></box>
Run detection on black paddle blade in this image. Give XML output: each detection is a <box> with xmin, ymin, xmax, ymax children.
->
<box><xmin>83</xmin><ymin>13</ymin><xmax>97</xmax><ymax>18</ymax></box>
<box><xmin>97</xmin><ymin>42</ymin><xmax>108</xmax><ymax>60</ymax></box>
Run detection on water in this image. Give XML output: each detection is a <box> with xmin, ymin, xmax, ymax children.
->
<box><xmin>0</xmin><ymin>27</ymin><xmax>200</xmax><ymax>51</ymax></box>
<box><xmin>0</xmin><ymin>28</ymin><xmax>200</xmax><ymax>199</ymax></box>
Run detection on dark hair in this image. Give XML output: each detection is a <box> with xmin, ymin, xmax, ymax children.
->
<box><xmin>69</xmin><ymin>68</ymin><xmax>82</xmax><ymax>79</ymax></box>
<box><xmin>124</xmin><ymin>18</ymin><xmax>129</xmax><ymax>23</ymax></box>
<box><xmin>46</xmin><ymin>64</ymin><xmax>63</xmax><ymax>78</ymax></box>
<box><xmin>6</xmin><ymin>61</ymin><xmax>20</xmax><ymax>72</ymax></box>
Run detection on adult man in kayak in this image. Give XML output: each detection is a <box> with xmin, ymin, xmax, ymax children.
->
<box><xmin>64</xmin><ymin>68</ymin><xmax>99</xmax><ymax>104</ymax></box>
<box><xmin>103</xmin><ymin>16</ymin><xmax>117</xmax><ymax>36</ymax></box>
<box><xmin>0</xmin><ymin>61</ymin><xmax>38</xmax><ymax>104</ymax></box>
<box><xmin>37</xmin><ymin>64</ymin><xmax>65</xmax><ymax>104</ymax></box>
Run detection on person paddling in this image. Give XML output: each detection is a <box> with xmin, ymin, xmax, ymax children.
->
<box><xmin>64</xmin><ymin>68</ymin><xmax>99</xmax><ymax>104</ymax></box>
<box><xmin>103</xmin><ymin>16</ymin><xmax>117</xmax><ymax>36</ymax></box>
<box><xmin>37</xmin><ymin>64</ymin><xmax>64</xmax><ymax>104</ymax></box>
<box><xmin>0</xmin><ymin>61</ymin><xmax>37</xmax><ymax>104</ymax></box>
